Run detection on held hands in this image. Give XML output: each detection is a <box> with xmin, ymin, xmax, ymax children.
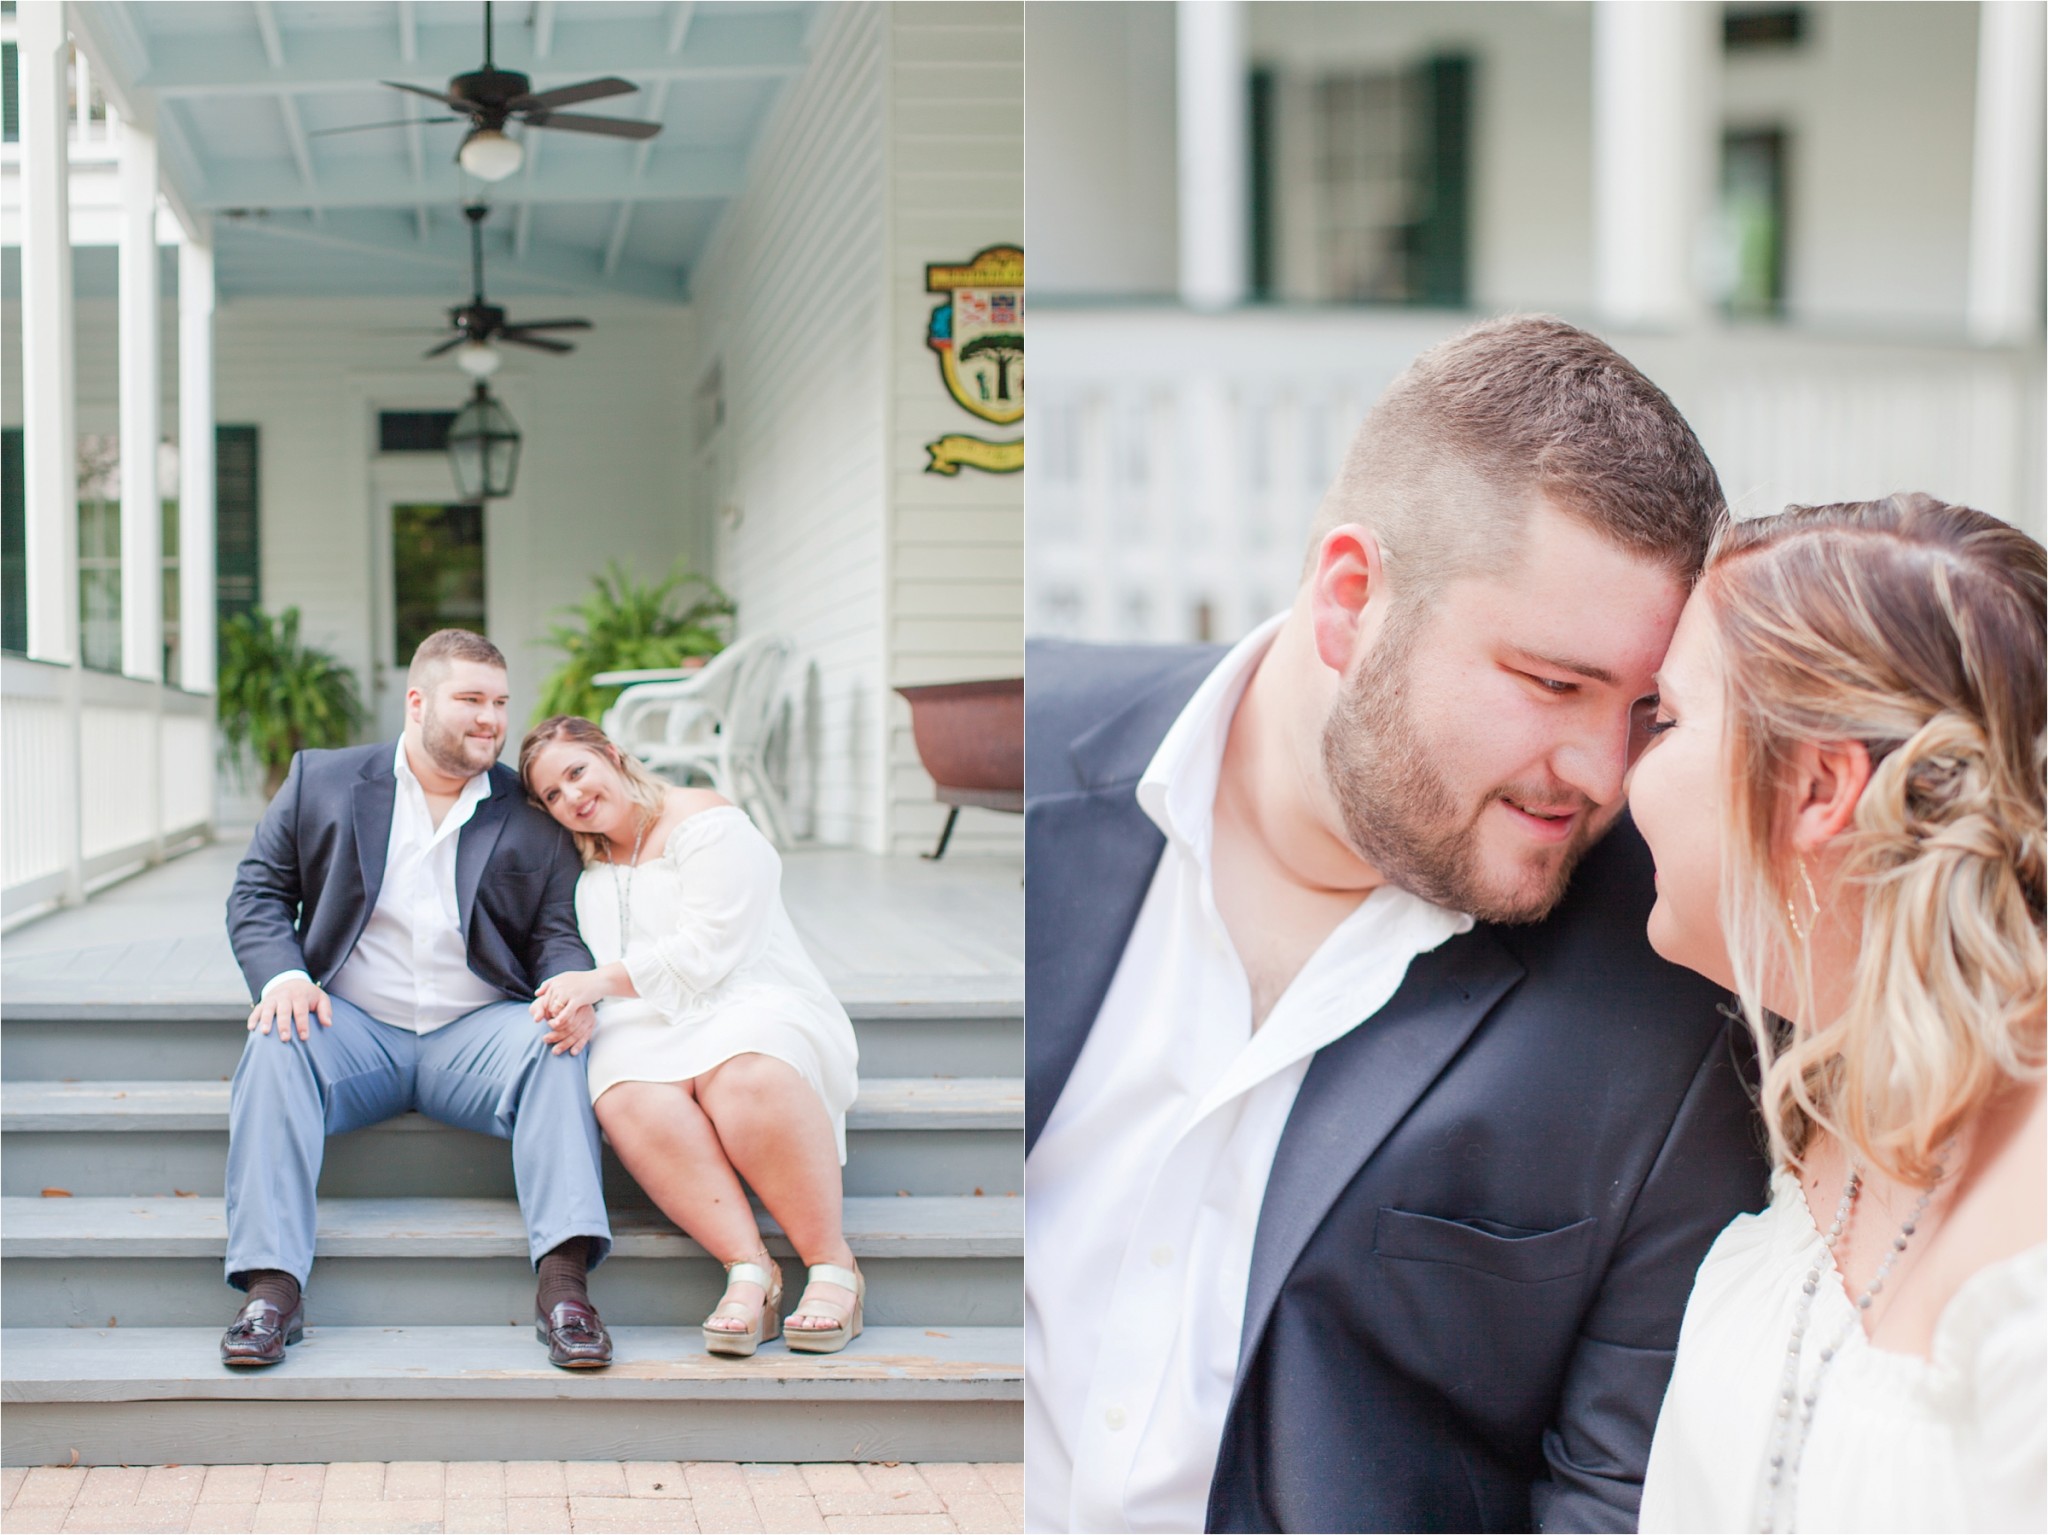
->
<box><xmin>532</xmin><ymin>968</ymin><xmax>617</xmax><ymax>1056</ymax></box>
<box><xmin>248</xmin><ymin>977</ymin><xmax>333</xmax><ymax>1043</ymax></box>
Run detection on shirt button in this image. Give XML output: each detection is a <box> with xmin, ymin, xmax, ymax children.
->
<box><xmin>1105</xmin><ymin>1406</ymin><xmax>1127</xmax><ymax>1431</ymax></box>
<box><xmin>1150</xmin><ymin>1245</ymin><xmax>1174</xmax><ymax>1268</ymax></box>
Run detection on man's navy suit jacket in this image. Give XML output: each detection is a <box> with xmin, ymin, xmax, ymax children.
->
<box><xmin>226</xmin><ymin>742</ymin><xmax>592</xmax><ymax>1003</ymax></box>
<box><xmin>1025</xmin><ymin>639</ymin><xmax>1768</xmax><ymax>1533</ymax></box>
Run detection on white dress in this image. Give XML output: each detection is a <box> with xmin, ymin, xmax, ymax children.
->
<box><xmin>576</xmin><ymin>806</ymin><xmax>860</xmax><ymax>1163</ymax></box>
<box><xmin>1641</xmin><ymin>1168</ymin><xmax>2046</xmax><ymax>1533</ymax></box>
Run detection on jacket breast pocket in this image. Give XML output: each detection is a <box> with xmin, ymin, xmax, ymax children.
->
<box><xmin>1372</xmin><ymin>1206</ymin><xmax>1597</xmax><ymax>1285</ymax></box>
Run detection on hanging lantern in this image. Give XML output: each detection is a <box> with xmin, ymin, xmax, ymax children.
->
<box><xmin>447</xmin><ymin>381</ymin><xmax>521</xmax><ymax>500</ymax></box>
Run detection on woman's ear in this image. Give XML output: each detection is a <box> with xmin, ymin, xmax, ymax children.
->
<box><xmin>1788</xmin><ymin>738</ymin><xmax>1874</xmax><ymax>854</ymax></box>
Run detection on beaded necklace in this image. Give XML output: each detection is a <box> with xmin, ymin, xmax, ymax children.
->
<box><xmin>1756</xmin><ymin>1154</ymin><xmax>1948</xmax><ymax>1532</ymax></box>
<box><xmin>598</xmin><ymin>809</ymin><xmax>654</xmax><ymax>944</ymax></box>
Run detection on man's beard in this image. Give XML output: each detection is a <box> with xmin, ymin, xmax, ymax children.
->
<box><xmin>1320</xmin><ymin>614</ymin><xmax>1600</xmax><ymax>924</ymax></box>
<box><xmin>421</xmin><ymin>705</ymin><xmax>499</xmax><ymax>779</ymax></box>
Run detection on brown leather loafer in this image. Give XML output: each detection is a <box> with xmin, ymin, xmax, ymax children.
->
<box><xmin>536</xmin><ymin>1297</ymin><xmax>612</xmax><ymax>1369</ymax></box>
<box><xmin>220</xmin><ymin>1295</ymin><xmax>304</xmax><ymax>1367</ymax></box>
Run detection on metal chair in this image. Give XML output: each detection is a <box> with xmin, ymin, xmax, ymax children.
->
<box><xmin>599</xmin><ymin>634</ymin><xmax>795</xmax><ymax>846</ymax></box>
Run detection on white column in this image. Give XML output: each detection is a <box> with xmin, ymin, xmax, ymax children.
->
<box><xmin>17</xmin><ymin>0</ymin><xmax>80</xmax><ymax>665</ymax></box>
<box><xmin>119</xmin><ymin>112</ymin><xmax>163</xmax><ymax>681</ymax></box>
<box><xmin>1967</xmin><ymin>1</ymin><xmax>2047</xmax><ymax>345</ymax></box>
<box><xmin>1177</xmin><ymin>0</ymin><xmax>1248</xmax><ymax>311</ymax></box>
<box><xmin>179</xmin><ymin>232</ymin><xmax>218</xmax><ymax>696</ymax></box>
<box><xmin>1592</xmin><ymin>1</ymin><xmax>1719</xmax><ymax>328</ymax></box>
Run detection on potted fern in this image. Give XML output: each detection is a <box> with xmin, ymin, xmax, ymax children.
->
<box><xmin>535</xmin><ymin>561</ymin><xmax>735</xmax><ymax>724</ymax></box>
<box><xmin>217</xmin><ymin>607</ymin><xmax>367</xmax><ymax>797</ymax></box>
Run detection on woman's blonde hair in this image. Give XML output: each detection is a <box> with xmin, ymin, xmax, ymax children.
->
<box><xmin>517</xmin><ymin>715</ymin><xmax>671</xmax><ymax>866</ymax></box>
<box><xmin>1699</xmin><ymin>493</ymin><xmax>2046</xmax><ymax>1184</ymax></box>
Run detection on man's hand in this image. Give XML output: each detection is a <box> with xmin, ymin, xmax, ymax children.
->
<box><xmin>248</xmin><ymin>977</ymin><xmax>333</xmax><ymax>1043</ymax></box>
<box><xmin>541</xmin><ymin>1001</ymin><xmax>598</xmax><ymax>1057</ymax></box>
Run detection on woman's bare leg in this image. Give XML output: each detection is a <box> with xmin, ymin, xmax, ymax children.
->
<box><xmin>694</xmin><ymin>1052</ymin><xmax>856</xmax><ymax>1329</ymax></box>
<box><xmin>595</xmin><ymin>1080</ymin><xmax>773</xmax><ymax>1331</ymax></box>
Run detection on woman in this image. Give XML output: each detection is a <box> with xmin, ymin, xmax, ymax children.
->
<box><xmin>1631</xmin><ymin>494</ymin><xmax>2044</xmax><ymax>1531</ymax></box>
<box><xmin>518</xmin><ymin>715</ymin><xmax>864</xmax><ymax>1357</ymax></box>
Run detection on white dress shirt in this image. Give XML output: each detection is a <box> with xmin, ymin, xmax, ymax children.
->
<box><xmin>263</xmin><ymin>740</ymin><xmax>507</xmax><ymax>1034</ymax></box>
<box><xmin>1024</xmin><ymin>615</ymin><xmax>1473</xmax><ymax>1535</ymax></box>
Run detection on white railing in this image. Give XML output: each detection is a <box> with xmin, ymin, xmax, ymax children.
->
<box><xmin>2</xmin><ymin>656</ymin><xmax>215</xmax><ymax>925</ymax></box>
<box><xmin>1027</xmin><ymin>306</ymin><xmax>2047</xmax><ymax>644</ymax></box>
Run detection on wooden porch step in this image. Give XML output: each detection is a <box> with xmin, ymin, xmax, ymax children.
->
<box><xmin>1</xmin><ymin>1195</ymin><xmax>1022</xmax><ymax>1329</ymax></box>
<box><xmin>1</xmin><ymin>1194</ymin><xmax>1021</xmax><ymax>1260</ymax></box>
<box><xmin>0</xmin><ymin>984</ymin><xmax>1023</xmax><ymax>1081</ymax></box>
<box><xmin>0</xmin><ymin>1076</ymin><xmax>1024</xmax><ymax>1133</ymax></box>
<box><xmin>0</xmin><ymin>1324</ymin><xmax>1023</xmax><ymax>1465</ymax></box>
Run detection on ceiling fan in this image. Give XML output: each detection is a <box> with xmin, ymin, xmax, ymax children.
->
<box><xmin>311</xmin><ymin>0</ymin><xmax>660</xmax><ymax>182</ymax></box>
<box><xmin>427</xmin><ymin>203</ymin><xmax>590</xmax><ymax>375</ymax></box>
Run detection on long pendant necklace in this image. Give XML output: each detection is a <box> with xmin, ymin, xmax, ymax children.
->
<box><xmin>1756</xmin><ymin>1153</ymin><xmax>1947</xmax><ymax>1533</ymax></box>
<box><xmin>600</xmin><ymin>809</ymin><xmax>653</xmax><ymax>946</ymax></box>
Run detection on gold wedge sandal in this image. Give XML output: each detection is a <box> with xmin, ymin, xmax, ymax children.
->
<box><xmin>702</xmin><ymin>1252</ymin><xmax>783</xmax><ymax>1358</ymax></box>
<box><xmin>784</xmin><ymin>1261</ymin><xmax>864</xmax><ymax>1354</ymax></box>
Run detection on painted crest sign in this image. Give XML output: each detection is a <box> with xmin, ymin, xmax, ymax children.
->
<box><xmin>925</xmin><ymin>245</ymin><xmax>1023</xmax><ymax>475</ymax></box>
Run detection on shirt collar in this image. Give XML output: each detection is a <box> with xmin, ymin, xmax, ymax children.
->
<box><xmin>1137</xmin><ymin>612</ymin><xmax>1287</xmax><ymax>863</ymax></box>
<box><xmin>1134</xmin><ymin>612</ymin><xmax>1476</xmax><ymax>942</ymax></box>
<box><xmin>393</xmin><ymin>738</ymin><xmax>493</xmax><ymax>817</ymax></box>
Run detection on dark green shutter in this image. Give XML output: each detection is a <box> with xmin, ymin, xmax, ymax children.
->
<box><xmin>1413</xmin><ymin>54</ymin><xmax>1471</xmax><ymax>309</ymax></box>
<box><xmin>1</xmin><ymin>427</ymin><xmax>24</xmax><ymax>653</ymax></box>
<box><xmin>2</xmin><ymin>43</ymin><xmax>19</xmax><ymax>146</ymax></box>
<box><xmin>215</xmin><ymin>425</ymin><xmax>260</xmax><ymax>628</ymax></box>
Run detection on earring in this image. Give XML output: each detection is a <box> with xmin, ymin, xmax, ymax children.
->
<box><xmin>1785</xmin><ymin>857</ymin><xmax>1819</xmax><ymax>941</ymax></box>
<box><xmin>1799</xmin><ymin>858</ymin><xmax>1820</xmax><ymax>917</ymax></box>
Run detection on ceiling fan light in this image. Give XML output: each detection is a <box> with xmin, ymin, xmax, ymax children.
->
<box><xmin>458</xmin><ymin>127</ymin><xmax>524</xmax><ymax>181</ymax></box>
<box><xmin>454</xmin><ymin>339</ymin><xmax>502</xmax><ymax>378</ymax></box>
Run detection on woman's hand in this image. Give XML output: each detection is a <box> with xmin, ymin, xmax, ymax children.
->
<box><xmin>531</xmin><ymin>966</ymin><xmax>617</xmax><ymax>1022</ymax></box>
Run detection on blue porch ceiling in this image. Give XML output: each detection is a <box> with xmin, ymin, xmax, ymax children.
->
<box><xmin>69</xmin><ymin>0</ymin><xmax>818</xmax><ymax>302</ymax></box>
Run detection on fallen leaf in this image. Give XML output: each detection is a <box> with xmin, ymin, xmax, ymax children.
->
<box><xmin>973</xmin><ymin>1187</ymin><xmax>984</xmax><ymax>1196</ymax></box>
<box><xmin>173</xmin><ymin>1190</ymin><xmax>197</xmax><ymax>1198</ymax></box>
<box><xmin>881</xmin><ymin>1461</ymin><xmax>901</xmax><ymax>1468</ymax></box>
<box><xmin>107</xmin><ymin>1317</ymin><xmax>117</xmax><ymax>1327</ymax></box>
<box><xmin>40</xmin><ymin>1188</ymin><xmax>72</xmax><ymax>1198</ymax></box>
<box><xmin>925</xmin><ymin>1329</ymin><xmax>952</xmax><ymax>1339</ymax></box>
<box><xmin>66</xmin><ymin>1449</ymin><xmax>79</xmax><ymax>1467</ymax></box>
<box><xmin>896</xmin><ymin>1190</ymin><xmax>910</xmax><ymax>1197</ymax></box>
<box><xmin>112</xmin><ymin>1091</ymin><xmax>127</xmax><ymax>1099</ymax></box>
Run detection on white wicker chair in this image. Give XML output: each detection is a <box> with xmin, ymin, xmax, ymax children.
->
<box><xmin>600</xmin><ymin>634</ymin><xmax>795</xmax><ymax>846</ymax></box>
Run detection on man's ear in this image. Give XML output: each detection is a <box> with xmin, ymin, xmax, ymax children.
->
<box><xmin>1787</xmin><ymin>738</ymin><xmax>1873</xmax><ymax>853</ymax></box>
<box><xmin>404</xmin><ymin>687</ymin><xmax>424</xmax><ymax>725</ymax></box>
<box><xmin>1309</xmin><ymin>524</ymin><xmax>1386</xmax><ymax>674</ymax></box>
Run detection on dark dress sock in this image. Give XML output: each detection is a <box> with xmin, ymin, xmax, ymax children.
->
<box><xmin>244</xmin><ymin>1268</ymin><xmax>300</xmax><ymax>1314</ymax></box>
<box><xmin>536</xmin><ymin>1236</ymin><xmax>593</xmax><ymax>1312</ymax></box>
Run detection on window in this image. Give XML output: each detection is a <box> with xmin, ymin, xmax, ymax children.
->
<box><xmin>1251</xmin><ymin>55</ymin><xmax>1471</xmax><ymax>307</ymax></box>
<box><xmin>0</xmin><ymin>424</ymin><xmax>260</xmax><ymax>669</ymax></box>
<box><xmin>392</xmin><ymin>502</ymin><xmax>486</xmax><ymax>660</ymax></box>
<box><xmin>377</xmin><ymin>411</ymin><xmax>458</xmax><ymax>454</ymax></box>
<box><xmin>1722</xmin><ymin>129</ymin><xmax>1790</xmax><ymax>318</ymax></box>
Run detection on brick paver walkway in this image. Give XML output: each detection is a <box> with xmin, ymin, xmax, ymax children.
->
<box><xmin>0</xmin><ymin>1461</ymin><xmax>1024</xmax><ymax>1533</ymax></box>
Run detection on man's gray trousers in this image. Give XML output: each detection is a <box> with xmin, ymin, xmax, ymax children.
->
<box><xmin>223</xmin><ymin>996</ymin><xmax>612</xmax><ymax>1289</ymax></box>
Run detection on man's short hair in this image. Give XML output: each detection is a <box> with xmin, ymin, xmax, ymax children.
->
<box><xmin>407</xmin><ymin>628</ymin><xmax>506</xmax><ymax>692</ymax></box>
<box><xmin>1309</xmin><ymin>314</ymin><xmax>1726</xmax><ymax>599</ymax></box>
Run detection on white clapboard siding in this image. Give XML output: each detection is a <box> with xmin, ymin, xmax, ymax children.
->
<box><xmin>1</xmin><ymin>292</ymin><xmax>701</xmax><ymax>739</ymax></box>
<box><xmin>688</xmin><ymin>2</ymin><xmax>892</xmax><ymax>851</ymax></box>
<box><xmin>884</xmin><ymin>1</ymin><xmax>1025</xmax><ymax>857</ymax></box>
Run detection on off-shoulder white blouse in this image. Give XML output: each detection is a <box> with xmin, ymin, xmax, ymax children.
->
<box><xmin>575</xmin><ymin>806</ymin><xmax>859</xmax><ymax>1161</ymax></box>
<box><xmin>1641</xmin><ymin>1167</ymin><xmax>2045</xmax><ymax>1533</ymax></box>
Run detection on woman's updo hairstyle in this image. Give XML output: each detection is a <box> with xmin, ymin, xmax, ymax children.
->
<box><xmin>1700</xmin><ymin>492</ymin><xmax>2045</xmax><ymax>1184</ymax></box>
<box><xmin>518</xmin><ymin>715</ymin><xmax>671</xmax><ymax>866</ymax></box>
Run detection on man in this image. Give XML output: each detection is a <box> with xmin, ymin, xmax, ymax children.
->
<box><xmin>1025</xmin><ymin>317</ymin><xmax>1769</xmax><ymax>1533</ymax></box>
<box><xmin>223</xmin><ymin>628</ymin><xmax>614</xmax><ymax>1369</ymax></box>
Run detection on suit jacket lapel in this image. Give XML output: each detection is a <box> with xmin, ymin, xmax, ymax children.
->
<box><xmin>1025</xmin><ymin>788</ymin><xmax>1164</xmax><ymax>1149</ymax></box>
<box><xmin>1232</xmin><ymin>927</ymin><xmax>1526</xmax><ymax>1387</ymax></box>
<box><xmin>455</xmin><ymin>771</ymin><xmax>513</xmax><ymax>939</ymax></box>
<box><xmin>1024</xmin><ymin>656</ymin><xmax>1217</xmax><ymax>1151</ymax></box>
<box><xmin>350</xmin><ymin>759</ymin><xmax>398</xmax><ymax>920</ymax></box>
